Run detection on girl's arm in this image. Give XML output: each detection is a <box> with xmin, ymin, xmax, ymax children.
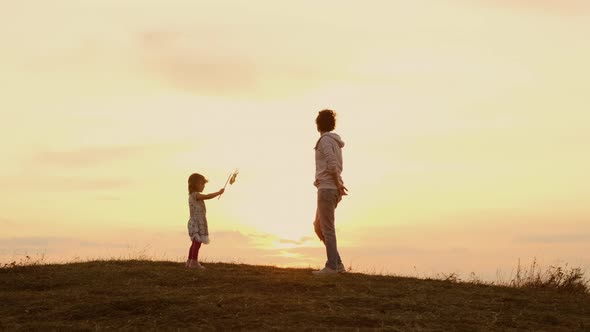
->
<box><xmin>196</xmin><ymin>189</ymin><xmax>225</xmax><ymax>200</ymax></box>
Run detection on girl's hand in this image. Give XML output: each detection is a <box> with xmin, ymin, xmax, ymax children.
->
<box><xmin>218</xmin><ymin>188</ymin><xmax>225</xmax><ymax>195</ymax></box>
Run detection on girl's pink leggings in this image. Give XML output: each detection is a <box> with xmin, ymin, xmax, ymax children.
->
<box><xmin>188</xmin><ymin>240</ymin><xmax>202</xmax><ymax>260</ymax></box>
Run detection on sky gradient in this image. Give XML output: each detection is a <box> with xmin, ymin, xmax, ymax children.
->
<box><xmin>1</xmin><ymin>1</ymin><xmax>589</xmax><ymax>280</ymax></box>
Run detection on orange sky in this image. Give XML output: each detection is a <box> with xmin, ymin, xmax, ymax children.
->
<box><xmin>1</xmin><ymin>1</ymin><xmax>589</xmax><ymax>280</ymax></box>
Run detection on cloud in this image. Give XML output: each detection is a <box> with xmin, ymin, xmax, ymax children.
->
<box><xmin>30</xmin><ymin>144</ymin><xmax>184</xmax><ymax>168</ymax></box>
<box><xmin>32</xmin><ymin>146</ymin><xmax>147</xmax><ymax>168</ymax></box>
<box><xmin>3</xmin><ymin>225</ymin><xmax>588</xmax><ymax>281</ymax></box>
<box><xmin>0</xmin><ymin>175</ymin><xmax>132</xmax><ymax>192</ymax></box>
<box><xmin>135</xmin><ymin>28</ymin><xmax>352</xmax><ymax>98</ymax></box>
<box><xmin>476</xmin><ymin>0</ymin><xmax>590</xmax><ymax>15</ymax></box>
<box><xmin>516</xmin><ymin>233</ymin><xmax>590</xmax><ymax>244</ymax></box>
<box><xmin>137</xmin><ymin>30</ymin><xmax>258</xmax><ymax>95</ymax></box>
<box><xmin>0</xmin><ymin>219</ymin><xmax>18</xmax><ymax>227</ymax></box>
<box><xmin>215</xmin><ymin>231</ymin><xmax>314</xmax><ymax>248</ymax></box>
<box><xmin>0</xmin><ymin>143</ymin><xmax>189</xmax><ymax>192</ymax></box>
<box><xmin>0</xmin><ymin>237</ymin><xmax>67</xmax><ymax>248</ymax></box>
<box><xmin>279</xmin><ymin>236</ymin><xmax>315</xmax><ymax>245</ymax></box>
<box><xmin>94</xmin><ymin>195</ymin><xmax>122</xmax><ymax>201</ymax></box>
<box><xmin>212</xmin><ymin>231</ymin><xmax>256</xmax><ymax>244</ymax></box>
<box><xmin>0</xmin><ymin>236</ymin><xmax>128</xmax><ymax>249</ymax></box>
<box><xmin>0</xmin><ymin>235</ymin><xmax>141</xmax><ymax>259</ymax></box>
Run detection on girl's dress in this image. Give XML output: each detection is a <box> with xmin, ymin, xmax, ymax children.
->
<box><xmin>187</xmin><ymin>193</ymin><xmax>210</xmax><ymax>244</ymax></box>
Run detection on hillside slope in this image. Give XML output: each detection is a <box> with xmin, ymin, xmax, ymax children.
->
<box><xmin>1</xmin><ymin>260</ymin><xmax>589</xmax><ymax>331</ymax></box>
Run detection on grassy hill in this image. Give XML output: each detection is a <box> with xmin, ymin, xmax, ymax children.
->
<box><xmin>1</xmin><ymin>260</ymin><xmax>589</xmax><ymax>331</ymax></box>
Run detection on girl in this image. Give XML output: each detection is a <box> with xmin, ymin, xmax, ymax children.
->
<box><xmin>187</xmin><ymin>173</ymin><xmax>224</xmax><ymax>269</ymax></box>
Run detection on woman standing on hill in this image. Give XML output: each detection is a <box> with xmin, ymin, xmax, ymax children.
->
<box><xmin>312</xmin><ymin>109</ymin><xmax>348</xmax><ymax>275</ymax></box>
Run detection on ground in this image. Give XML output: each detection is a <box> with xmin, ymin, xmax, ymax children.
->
<box><xmin>1</xmin><ymin>260</ymin><xmax>589</xmax><ymax>331</ymax></box>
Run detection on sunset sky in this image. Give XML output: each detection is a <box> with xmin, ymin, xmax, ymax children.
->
<box><xmin>1</xmin><ymin>0</ymin><xmax>589</xmax><ymax>280</ymax></box>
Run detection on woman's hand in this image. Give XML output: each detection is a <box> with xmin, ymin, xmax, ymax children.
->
<box><xmin>338</xmin><ymin>183</ymin><xmax>348</xmax><ymax>196</ymax></box>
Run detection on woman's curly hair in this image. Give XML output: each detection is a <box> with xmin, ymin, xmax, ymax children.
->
<box><xmin>315</xmin><ymin>109</ymin><xmax>337</xmax><ymax>132</ymax></box>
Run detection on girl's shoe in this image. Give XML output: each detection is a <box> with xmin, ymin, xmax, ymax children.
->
<box><xmin>188</xmin><ymin>260</ymin><xmax>206</xmax><ymax>269</ymax></box>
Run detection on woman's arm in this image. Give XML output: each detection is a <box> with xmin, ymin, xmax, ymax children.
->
<box><xmin>319</xmin><ymin>139</ymin><xmax>348</xmax><ymax>195</ymax></box>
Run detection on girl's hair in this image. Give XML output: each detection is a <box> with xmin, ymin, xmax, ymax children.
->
<box><xmin>188</xmin><ymin>173</ymin><xmax>208</xmax><ymax>194</ymax></box>
<box><xmin>316</xmin><ymin>109</ymin><xmax>336</xmax><ymax>132</ymax></box>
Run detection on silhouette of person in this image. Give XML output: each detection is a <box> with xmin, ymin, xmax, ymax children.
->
<box><xmin>312</xmin><ymin>109</ymin><xmax>348</xmax><ymax>275</ymax></box>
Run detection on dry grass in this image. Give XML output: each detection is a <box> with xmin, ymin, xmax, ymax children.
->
<box><xmin>509</xmin><ymin>258</ymin><xmax>589</xmax><ymax>294</ymax></box>
<box><xmin>427</xmin><ymin>259</ymin><xmax>589</xmax><ymax>295</ymax></box>
<box><xmin>1</xmin><ymin>259</ymin><xmax>589</xmax><ymax>331</ymax></box>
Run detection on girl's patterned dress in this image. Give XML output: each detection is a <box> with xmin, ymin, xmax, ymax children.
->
<box><xmin>187</xmin><ymin>193</ymin><xmax>210</xmax><ymax>244</ymax></box>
